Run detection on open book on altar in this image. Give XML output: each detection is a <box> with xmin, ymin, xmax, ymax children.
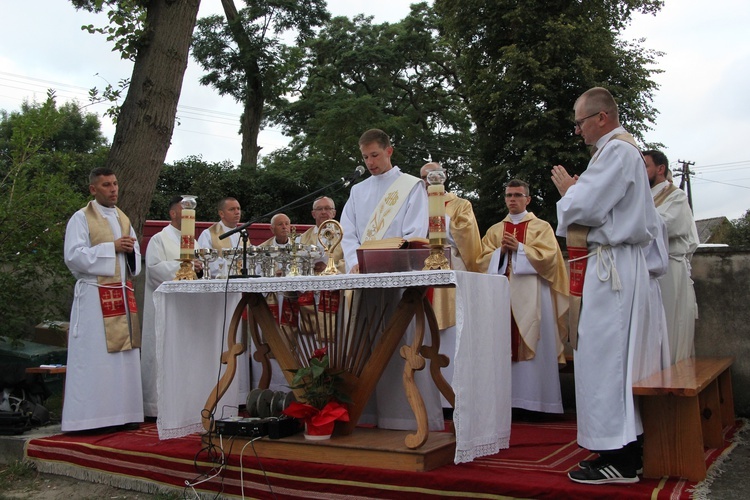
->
<box><xmin>357</xmin><ymin>236</ymin><xmax>430</xmax><ymax>251</ymax></box>
<box><xmin>356</xmin><ymin>237</ymin><xmax>450</xmax><ymax>273</ymax></box>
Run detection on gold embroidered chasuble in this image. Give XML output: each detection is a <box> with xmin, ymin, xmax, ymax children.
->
<box><xmin>82</xmin><ymin>201</ymin><xmax>141</xmax><ymax>352</ymax></box>
<box><xmin>477</xmin><ymin>213</ymin><xmax>569</xmax><ymax>362</ymax></box>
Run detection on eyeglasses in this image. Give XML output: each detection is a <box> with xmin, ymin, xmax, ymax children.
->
<box><xmin>574</xmin><ymin>111</ymin><xmax>602</xmax><ymax>129</ymax></box>
<box><xmin>313</xmin><ymin>206</ymin><xmax>335</xmax><ymax>211</ymax></box>
<box><xmin>504</xmin><ymin>193</ymin><xmax>529</xmax><ymax>199</ymax></box>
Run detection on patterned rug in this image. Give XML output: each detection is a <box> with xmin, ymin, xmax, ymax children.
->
<box><xmin>24</xmin><ymin>416</ymin><xmax>746</xmax><ymax>499</ymax></box>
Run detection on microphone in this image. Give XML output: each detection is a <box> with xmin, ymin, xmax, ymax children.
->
<box><xmin>342</xmin><ymin>165</ymin><xmax>366</xmax><ymax>188</ymax></box>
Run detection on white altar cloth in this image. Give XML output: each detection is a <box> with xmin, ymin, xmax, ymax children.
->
<box><xmin>154</xmin><ymin>270</ymin><xmax>511</xmax><ymax>463</ymax></box>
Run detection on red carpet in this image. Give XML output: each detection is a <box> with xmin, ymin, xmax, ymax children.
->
<box><xmin>25</xmin><ymin>417</ymin><xmax>745</xmax><ymax>499</ymax></box>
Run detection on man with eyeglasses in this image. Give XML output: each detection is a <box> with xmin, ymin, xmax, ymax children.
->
<box><xmin>299</xmin><ymin>196</ymin><xmax>345</xmax><ymax>274</ymax></box>
<box><xmin>551</xmin><ymin>87</ymin><xmax>661</xmax><ymax>484</ymax></box>
<box><xmin>476</xmin><ymin>179</ymin><xmax>569</xmax><ymax>418</ymax></box>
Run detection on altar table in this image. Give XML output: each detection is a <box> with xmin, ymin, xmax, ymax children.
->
<box><xmin>154</xmin><ymin>270</ymin><xmax>511</xmax><ymax>463</ymax></box>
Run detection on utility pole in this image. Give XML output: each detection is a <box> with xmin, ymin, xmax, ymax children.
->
<box><xmin>677</xmin><ymin>159</ymin><xmax>695</xmax><ymax>212</ymax></box>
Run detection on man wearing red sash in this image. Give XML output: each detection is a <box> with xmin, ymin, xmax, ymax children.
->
<box><xmin>62</xmin><ymin>167</ymin><xmax>143</xmax><ymax>432</ymax></box>
<box><xmin>477</xmin><ymin>179</ymin><xmax>569</xmax><ymax>415</ymax></box>
<box><xmin>552</xmin><ymin>88</ymin><xmax>661</xmax><ymax>484</ymax></box>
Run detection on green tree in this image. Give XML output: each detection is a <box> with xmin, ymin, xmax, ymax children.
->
<box><xmin>0</xmin><ymin>96</ymin><xmax>108</xmax><ymax>339</ymax></box>
<box><xmin>191</xmin><ymin>0</ymin><xmax>330</xmax><ymax>167</ymax></box>
<box><xmin>72</xmin><ymin>0</ymin><xmax>201</xmax><ymax>235</ymax></box>
<box><xmin>434</xmin><ymin>0</ymin><xmax>664</xmax><ymax>230</ymax></box>
<box><xmin>727</xmin><ymin>209</ymin><xmax>750</xmax><ymax>248</ymax></box>
<box><xmin>265</xmin><ymin>4</ymin><xmax>476</xmax><ymax>219</ymax></box>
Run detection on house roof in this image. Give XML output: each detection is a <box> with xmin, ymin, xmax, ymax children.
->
<box><xmin>695</xmin><ymin>217</ymin><xmax>731</xmax><ymax>244</ymax></box>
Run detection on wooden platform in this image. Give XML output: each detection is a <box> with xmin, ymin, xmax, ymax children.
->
<box><xmin>215</xmin><ymin>427</ymin><xmax>457</xmax><ymax>472</ymax></box>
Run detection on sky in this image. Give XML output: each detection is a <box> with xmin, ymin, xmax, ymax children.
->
<box><xmin>1</xmin><ymin>0</ymin><xmax>749</xmax><ymax>222</ymax></box>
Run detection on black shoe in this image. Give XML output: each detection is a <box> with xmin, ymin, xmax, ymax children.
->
<box><xmin>580</xmin><ymin>460</ymin><xmax>643</xmax><ymax>475</ymax></box>
<box><xmin>568</xmin><ymin>463</ymin><xmax>639</xmax><ymax>484</ymax></box>
<box><xmin>579</xmin><ymin>455</ymin><xmax>643</xmax><ymax>475</ymax></box>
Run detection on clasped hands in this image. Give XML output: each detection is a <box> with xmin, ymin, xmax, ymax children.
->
<box><xmin>551</xmin><ymin>164</ymin><xmax>578</xmax><ymax>196</ymax></box>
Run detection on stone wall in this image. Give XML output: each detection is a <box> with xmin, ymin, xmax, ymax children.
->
<box><xmin>692</xmin><ymin>247</ymin><xmax>750</xmax><ymax>416</ymax></box>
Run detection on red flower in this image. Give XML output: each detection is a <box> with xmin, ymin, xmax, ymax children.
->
<box><xmin>282</xmin><ymin>400</ymin><xmax>349</xmax><ymax>428</ymax></box>
<box><xmin>311</xmin><ymin>347</ymin><xmax>328</xmax><ymax>360</ymax></box>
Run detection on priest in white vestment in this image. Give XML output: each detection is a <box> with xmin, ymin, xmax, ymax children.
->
<box><xmin>340</xmin><ymin>128</ymin><xmax>443</xmax><ymax>431</ymax></box>
<box><xmin>196</xmin><ymin>197</ymin><xmax>243</xmax><ymax>279</ymax></box>
<box><xmin>195</xmin><ymin>197</ymin><xmax>251</xmax><ymax>404</ymax></box>
<box><xmin>62</xmin><ymin>168</ymin><xmax>143</xmax><ymax>432</ymax></box>
<box><xmin>141</xmin><ymin>196</ymin><xmax>203</xmax><ymax>417</ymax></box>
<box><xmin>477</xmin><ymin>179</ymin><xmax>569</xmax><ymax>415</ymax></box>
<box><xmin>552</xmin><ymin>88</ymin><xmax>661</xmax><ymax>484</ymax></box>
<box><xmin>299</xmin><ymin>196</ymin><xmax>346</xmax><ymax>274</ymax></box>
<box><xmin>644</xmin><ymin>150</ymin><xmax>700</xmax><ymax>364</ymax></box>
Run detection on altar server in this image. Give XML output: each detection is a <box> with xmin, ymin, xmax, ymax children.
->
<box><xmin>552</xmin><ymin>87</ymin><xmax>661</xmax><ymax>484</ymax></box>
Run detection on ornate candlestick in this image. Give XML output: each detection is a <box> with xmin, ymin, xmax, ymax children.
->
<box><xmin>175</xmin><ymin>195</ymin><xmax>198</xmax><ymax>280</ymax></box>
<box><xmin>287</xmin><ymin>226</ymin><xmax>302</xmax><ymax>277</ymax></box>
<box><xmin>424</xmin><ymin>169</ymin><xmax>450</xmax><ymax>270</ymax></box>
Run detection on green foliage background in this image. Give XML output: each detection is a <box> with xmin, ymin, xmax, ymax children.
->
<box><xmin>0</xmin><ymin>96</ymin><xmax>108</xmax><ymax>339</ymax></box>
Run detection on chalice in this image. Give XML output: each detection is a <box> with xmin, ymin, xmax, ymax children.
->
<box><xmin>195</xmin><ymin>248</ymin><xmax>218</xmax><ymax>280</ymax></box>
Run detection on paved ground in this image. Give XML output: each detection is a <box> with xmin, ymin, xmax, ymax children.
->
<box><xmin>2</xmin><ymin>419</ymin><xmax>748</xmax><ymax>499</ymax></box>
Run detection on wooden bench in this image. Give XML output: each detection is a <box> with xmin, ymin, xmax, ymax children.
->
<box><xmin>632</xmin><ymin>356</ymin><xmax>735</xmax><ymax>481</ymax></box>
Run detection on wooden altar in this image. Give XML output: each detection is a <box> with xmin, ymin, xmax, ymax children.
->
<box><xmin>153</xmin><ymin>271</ymin><xmax>511</xmax><ymax>465</ymax></box>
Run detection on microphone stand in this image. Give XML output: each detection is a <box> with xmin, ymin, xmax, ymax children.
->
<box><xmin>218</xmin><ymin>173</ymin><xmax>362</xmax><ymax>278</ymax></box>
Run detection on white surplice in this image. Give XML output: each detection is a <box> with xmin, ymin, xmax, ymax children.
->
<box><xmin>651</xmin><ymin>181</ymin><xmax>700</xmax><ymax>364</ymax></box>
<box><xmin>556</xmin><ymin>126</ymin><xmax>661</xmax><ymax>451</ymax></box>
<box><xmin>141</xmin><ymin>224</ymin><xmax>182</xmax><ymax>417</ymax></box>
<box><xmin>340</xmin><ymin>166</ymin><xmax>444</xmax><ymax>431</ymax></box>
<box><xmin>62</xmin><ymin>202</ymin><xmax>143</xmax><ymax>431</ymax></box>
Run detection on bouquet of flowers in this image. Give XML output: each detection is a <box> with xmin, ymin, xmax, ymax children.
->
<box><xmin>282</xmin><ymin>347</ymin><xmax>350</xmax><ymax>437</ymax></box>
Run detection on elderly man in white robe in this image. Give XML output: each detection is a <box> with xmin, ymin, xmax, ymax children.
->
<box><xmin>141</xmin><ymin>196</ymin><xmax>203</xmax><ymax>418</ymax></box>
<box><xmin>62</xmin><ymin>167</ymin><xmax>143</xmax><ymax>433</ymax></box>
<box><xmin>340</xmin><ymin>128</ymin><xmax>443</xmax><ymax>432</ymax></box>
<box><xmin>644</xmin><ymin>150</ymin><xmax>700</xmax><ymax>364</ymax></box>
<box><xmin>551</xmin><ymin>87</ymin><xmax>661</xmax><ymax>484</ymax></box>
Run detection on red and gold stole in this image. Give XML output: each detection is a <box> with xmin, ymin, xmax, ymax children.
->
<box><xmin>504</xmin><ymin>220</ymin><xmax>529</xmax><ymax>361</ymax></box>
<box><xmin>83</xmin><ymin>201</ymin><xmax>141</xmax><ymax>353</ymax></box>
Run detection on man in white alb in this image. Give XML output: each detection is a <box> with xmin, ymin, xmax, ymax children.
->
<box><xmin>141</xmin><ymin>195</ymin><xmax>203</xmax><ymax>418</ymax></box>
<box><xmin>340</xmin><ymin>128</ymin><xmax>443</xmax><ymax>432</ymax></box>
<box><xmin>62</xmin><ymin>167</ymin><xmax>143</xmax><ymax>432</ymax></box>
<box><xmin>644</xmin><ymin>149</ymin><xmax>699</xmax><ymax>364</ymax></box>
<box><xmin>551</xmin><ymin>87</ymin><xmax>661</xmax><ymax>484</ymax></box>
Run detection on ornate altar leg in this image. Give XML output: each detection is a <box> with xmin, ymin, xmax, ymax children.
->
<box><xmin>202</xmin><ymin>294</ymin><xmax>249</xmax><ymax>431</ymax></box>
<box><xmin>419</xmin><ymin>295</ymin><xmax>455</xmax><ymax>408</ymax></box>
<box><xmin>400</xmin><ymin>296</ymin><xmax>430</xmax><ymax>449</ymax></box>
<box><xmin>247</xmin><ymin>305</ymin><xmax>273</xmax><ymax>389</ymax></box>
